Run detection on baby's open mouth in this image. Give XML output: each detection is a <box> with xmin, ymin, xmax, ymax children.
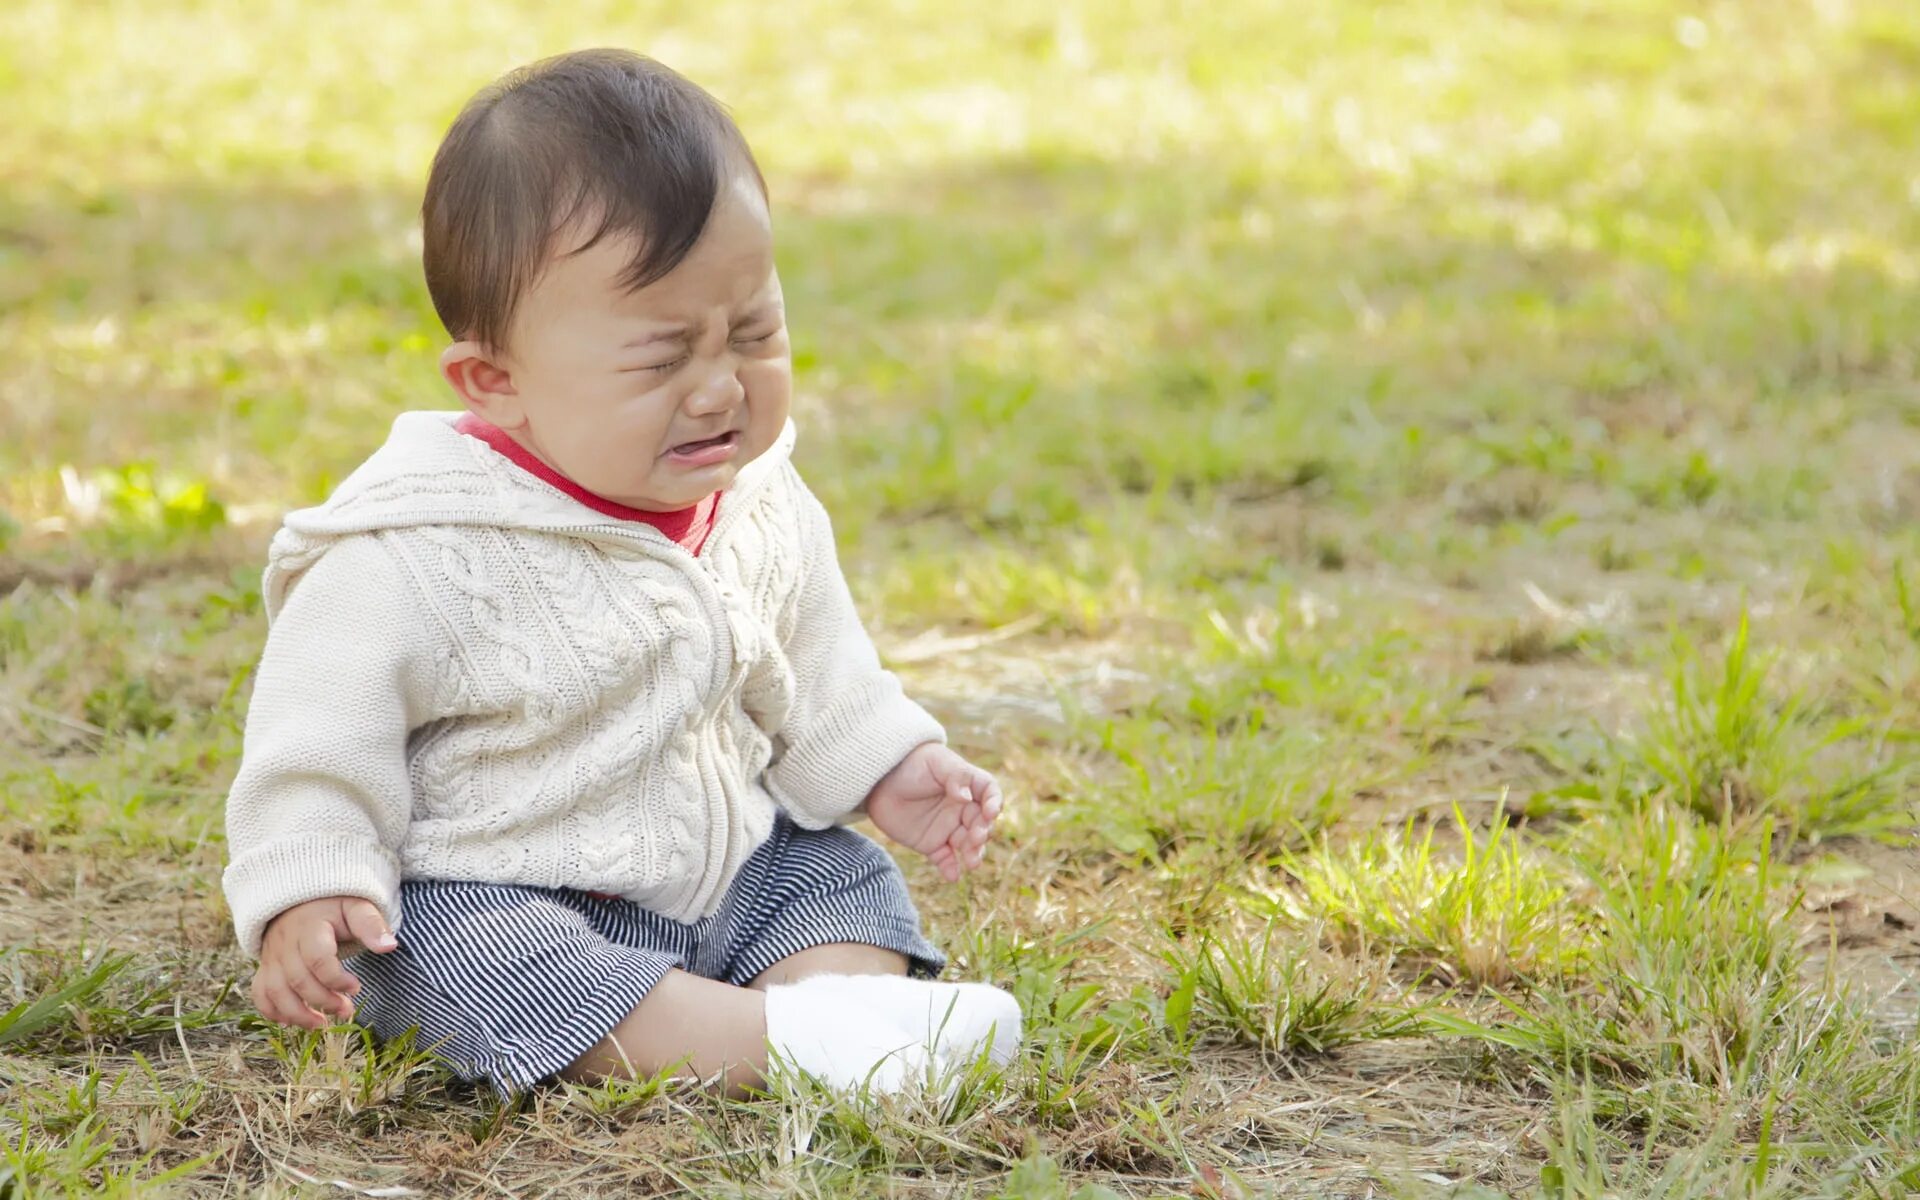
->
<box><xmin>665</xmin><ymin>430</ymin><xmax>742</xmax><ymax>465</ymax></box>
<box><xmin>671</xmin><ymin>431</ymin><xmax>737</xmax><ymax>455</ymax></box>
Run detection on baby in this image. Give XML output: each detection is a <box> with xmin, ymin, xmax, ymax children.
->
<box><xmin>222</xmin><ymin>47</ymin><xmax>1021</xmax><ymax>1100</ymax></box>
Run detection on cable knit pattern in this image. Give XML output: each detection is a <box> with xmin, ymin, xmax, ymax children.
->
<box><xmin>222</xmin><ymin>411</ymin><xmax>945</xmax><ymax>957</ymax></box>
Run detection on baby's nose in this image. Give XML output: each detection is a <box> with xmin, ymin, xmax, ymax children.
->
<box><xmin>686</xmin><ymin>367</ymin><xmax>746</xmax><ymax>413</ymax></box>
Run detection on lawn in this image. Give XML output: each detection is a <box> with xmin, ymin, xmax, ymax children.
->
<box><xmin>3</xmin><ymin>0</ymin><xmax>1919</xmax><ymax>1195</ymax></box>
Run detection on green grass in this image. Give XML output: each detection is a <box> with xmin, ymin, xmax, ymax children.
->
<box><xmin>1628</xmin><ymin>611</ymin><xmax>1918</xmax><ymax>841</ymax></box>
<box><xmin>1263</xmin><ymin>808</ymin><xmax>1585</xmax><ymax>989</ymax></box>
<box><xmin>1161</xmin><ymin>914</ymin><xmax>1429</xmax><ymax>1055</ymax></box>
<box><xmin>4</xmin><ymin>0</ymin><xmax>1919</xmax><ymax>1194</ymax></box>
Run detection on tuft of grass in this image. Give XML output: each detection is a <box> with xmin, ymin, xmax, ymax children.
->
<box><xmin>263</xmin><ymin>1024</ymin><xmax>462</xmax><ymax>1132</ymax></box>
<box><xmin>1259</xmin><ymin>808</ymin><xmax>1586</xmax><ymax>990</ymax></box>
<box><xmin>1428</xmin><ymin>808</ymin><xmax>1920</xmax><ymax>1185</ymax></box>
<box><xmin>0</xmin><ymin>954</ymin><xmax>132</xmax><ymax>1049</ymax></box>
<box><xmin>908</xmin><ymin>917</ymin><xmax>1172</xmax><ymax>1133</ymax></box>
<box><xmin>864</xmin><ymin>535</ymin><xmax>1124</xmax><ymax>636</ymax></box>
<box><xmin>0</xmin><ymin>950</ymin><xmax>239</xmax><ymax>1054</ymax></box>
<box><xmin>1622</xmin><ymin>611</ymin><xmax>1917</xmax><ymax>843</ymax></box>
<box><xmin>1075</xmin><ymin>712</ymin><xmax>1354</xmax><ymax>864</ymax></box>
<box><xmin>747</xmin><ymin>1049</ymin><xmax>1023</xmax><ymax>1186</ymax></box>
<box><xmin>555</xmin><ymin>1061</ymin><xmax>689</xmax><ymax>1119</ymax></box>
<box><xmin>1478</xmin><ymin>1064</ymin><xmax>1920</xmax><ymax>1200</ymax></box>
<box><xmin>0</xmin><ymin>1099</ymin><xmax>214</xmax><ymax>1200</ymax></box>
<box><xmin>1161</xmin><ymin>915</ymin><xmax>1426</xmax><ymax>1056</ymax></box>
<box><xmin>1433</xmin><ymin>813</ymin><xmax>1803</xmax><ymax>1092</ymax></box>
<box><xmin>1058</xmin><ymin>595</ymin><xmax>1469</xmax><ymax>866</ymax></box>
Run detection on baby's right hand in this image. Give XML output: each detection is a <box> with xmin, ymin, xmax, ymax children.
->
<box><xmin>251</xmin><ymin>896</ymin><xmax>397</xmax><ymax>1029</ymax></box>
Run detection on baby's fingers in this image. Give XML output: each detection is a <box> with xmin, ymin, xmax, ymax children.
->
<box><xmin>980</xmin><ymin>776</ymin><xmax>1004</xmax><ymax>821</ymax></box>
<box><xmin>927</xmin><ymin>842</ymin><xmax>959</xmax><ymax>882</ymax></box>
<box><xmin>945</xmin><ymin>770</ymin><xmax>975</xmax><ymax>809</ymax></box>
<box><xmin>943</xmin><ymin>824</ymin><xmax>985</xmax><ymax>877</ymax></box>
<box><xmin>284</xmin><ymin>960</ymin><xmax>350</xmax><ymax>1025</ymax></box>
<box><xmin>301</xmin><ymin>922</ymin><xmax>360</xmax><ymax>997</ymax></box>
<box><xmin>249</xmin><ymin>966</ymin><xmax>284</xmax><ymax>1023</ymax></box>
<box><xmin>956</xmin><ymin>771</ymin><xmax>1000</xmax><ymax>826</ymax></box>
<box><xmin>254</xmin><ymin>964</ymin><xmax>327</xmax><ymax>1029</ymax></box>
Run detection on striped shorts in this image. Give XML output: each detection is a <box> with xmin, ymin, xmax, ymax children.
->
<box><xmin>343</xmin><ymin>810</ymin><xmax>948</xmax><ymax>1097</ymax></box>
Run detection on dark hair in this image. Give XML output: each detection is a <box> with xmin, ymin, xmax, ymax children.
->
<box><xmin>421</xmin><ymin>48</ymin><xmax>766</xmax><ymax>356</ymax></box>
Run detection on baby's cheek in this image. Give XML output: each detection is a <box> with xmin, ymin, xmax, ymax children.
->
<box><xmin>627</xmin><ymin>397</ymin><xmax>686</xmax><ymax>448</ymax></box>
<box><xmin>740</xmin><ymin>360</ymin><xmax>791</xmax><ymax>419</ymax></box>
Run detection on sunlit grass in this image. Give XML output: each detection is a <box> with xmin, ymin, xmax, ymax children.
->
<box><xmin>1262</xmin><ymin>809</ymin><xmax>1586</xmax><ymax>990</ymax></box>
<box><xmin>1161</xmin><ymin>915</ymin><xmax>1427</xmax><ymax>1056</ymax></box>
<box><xmin>1620</xmin><ymin>612</ymin><xmax>1918</xmax><ymax>842</ymax></box>
<box><xmin>5</xmin><ymin>0</ymin><xmax>1920</xmax><ymax>1193</ymax></box>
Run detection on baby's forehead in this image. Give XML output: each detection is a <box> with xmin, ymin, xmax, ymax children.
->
<box><xmin>552</xmin><ymin>184</ymin><xmax>776</xmax><ymax>310</ymax></box>
<box><xmin>514</xmin><ymin>250</ymin><xmax>770</xmax><ymax>348</ymax></box>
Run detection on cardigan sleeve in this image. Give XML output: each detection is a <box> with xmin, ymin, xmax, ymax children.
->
<box><xmin>221</xmin><ymin>534</ymin><xmax>438</xmax><ymax>957</ymax></box>
<box><xmin>763</xmin><ymin>478</ymin><xmax>945</xmax><ymax>830</ymax></box>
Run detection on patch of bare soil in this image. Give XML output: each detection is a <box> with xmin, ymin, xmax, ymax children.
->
<box><xmin>1802</xmin><ymin>835</ymin><xmax>1920</xmax><ymax>1030</ymax></box>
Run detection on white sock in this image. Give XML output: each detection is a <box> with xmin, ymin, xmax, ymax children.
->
<box><xmin>844</xmin><ymin>974</ymin><xmax>1024</xmax><ymax>1072</ymax></box>
<box><xmin>760</xmin><ymin>974</ymin><xmax>931</xmax><ymax>1094</ymax></box>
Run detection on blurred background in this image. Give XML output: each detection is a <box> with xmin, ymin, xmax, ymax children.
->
<box><xmin>5</xmin><ymin>0</ymin><xmax>1915</xmax><ymax>582</ymax></box>
<box><xmin>2</xmin><ymin>1</ymin><xmax>1919</xmax><ymax>1193</ymax></box>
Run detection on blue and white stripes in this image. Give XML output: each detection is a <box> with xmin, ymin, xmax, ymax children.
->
<box><xmin>344</xmin><ymin>812</ymin><xmax>947</xmax><ymax>1096</ymax></box>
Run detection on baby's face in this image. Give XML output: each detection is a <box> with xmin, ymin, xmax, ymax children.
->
<box><xmin>469</xmin><ymin>171</ymin><xmax>792</xmax><ymax>512</ymax></box>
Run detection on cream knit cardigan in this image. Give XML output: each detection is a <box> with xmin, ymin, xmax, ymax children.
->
<box><xmin>222</xmin><ymin>411</ymin><xmax>944</xmax><ymax>957</ymax></box>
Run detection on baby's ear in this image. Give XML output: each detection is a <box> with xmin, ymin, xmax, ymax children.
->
<box><xmin>439</xmin><ymin>340</ymin><xmax>524</xmax><ymax>429</ymax></box>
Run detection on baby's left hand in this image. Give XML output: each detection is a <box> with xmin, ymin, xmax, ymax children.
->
<box><xmin>864</xmin><ymin>743</ymin><xmax>1003</xmax><ymax>882</ymax></box>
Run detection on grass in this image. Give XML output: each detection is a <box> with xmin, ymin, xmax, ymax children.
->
<box><xmin>1262</xmin><ymin>808</ymin><xmax>1585</xmax><ymax>989</ymax></box>
<box><xmin>1613</xmin><ymin>611</ymin><xmax>1920</xmax><ymax>842</ymax></box>
<box><xmin>1161</xmin><ymin>914</ymin><xmax>1429</xmax><ymax>1055</ymax></box>
<box><xmin>3</xmin><ymin>0</ymin><xmax>1919</xmax><ymax>1194</ymax></box>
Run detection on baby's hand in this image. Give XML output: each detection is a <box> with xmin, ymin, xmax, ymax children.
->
<box><xmin>252</xmin><ymin>896</ymin><xmax>397</xmax><ymax>1029</ymax></box>
<box><xmin>865</xmin><ymin>743</ymin><xmax>1003</xmax><ymax>882</ymax></box>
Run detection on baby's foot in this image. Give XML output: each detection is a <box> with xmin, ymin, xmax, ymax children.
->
<box><xmin>761</xmin><ymin>974</ymin><xmax>932</xmax><ymax>1095</ymax></box>
<box><xmin>846</xmin><ymin>974</ymin><xmax>1024</xmax><ymax>1073</ymax></box>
